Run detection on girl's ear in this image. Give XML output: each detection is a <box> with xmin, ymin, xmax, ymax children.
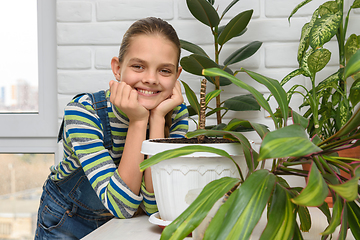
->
<box><xmin>176</xmin><ymin>66</ymin><xmax>182</xmax><ymax>79</ymax></box>
<box><xmin>111</xmin><ymin>57</ymin><xmax>121</xmax><ymax>81</ymax></box>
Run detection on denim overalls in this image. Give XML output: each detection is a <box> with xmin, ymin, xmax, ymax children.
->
<box><xmin>35</xmin><ymin>91</ymin><xmax>114</xmax><ymax>239</ymax></box>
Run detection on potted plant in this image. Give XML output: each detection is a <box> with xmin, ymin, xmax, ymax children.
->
<box><xmin>283</xmin><ymin>0</ymin><xmax>360</xmax><ymax>140</ymax></box>
<box><xmin>282</xmin><ymin>0</ymin><xmax>360</xmax><ymax>204</ymax></box>
<box><xmin>140</xmin><ymin>46</ymin><xmax>360</xmax><ymax>239</ymax></box>
<box><xmin>141</xmin><ymin>0</ymin><xmax>263</xmax><ymax>222</ymax></box>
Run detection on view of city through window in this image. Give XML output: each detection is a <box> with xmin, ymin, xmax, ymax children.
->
<box><xmin>0</xmin><ymin>0</ymin><xmax>38</xmax><ymax>113</ymax></box>
<box><xmin>0</xmin><ymin>154</ymin><xmax>54</xmax><ymax>239</ymax></box>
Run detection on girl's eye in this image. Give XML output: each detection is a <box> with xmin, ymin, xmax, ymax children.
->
<box><xmin>132</xmin><ymin>65</ymin><xmax>144</xmax><ymax>70</ymax></box>
<box><xmin>160</xmin><ymin>69</ymin><xmax>172</xmax><ymax>75</ymax></box>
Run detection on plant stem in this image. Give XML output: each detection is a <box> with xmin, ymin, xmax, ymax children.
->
<box><xmin>198</xmin><ymin>79</ymin><xmax>207</xmax><ymax>142</ymax></box>
<box><xmin>214</xmin><ymin>27</ymin><xmax>221</xmax><ymax>125</ymax></box>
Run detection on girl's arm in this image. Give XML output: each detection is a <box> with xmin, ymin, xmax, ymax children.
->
<box><xmin>109</xmin><ymin>80</ymin><xmax>149</xmax><ymax>195</ymax></box>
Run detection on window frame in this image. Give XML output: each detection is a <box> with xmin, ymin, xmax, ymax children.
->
<box><xmin>0</xmin><ymin>0</ymin><xmax>57</xmax><ymax>154</ymax></box>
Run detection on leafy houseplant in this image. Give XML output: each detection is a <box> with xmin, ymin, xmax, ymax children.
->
<box><xmin>283</xmin><ymin>0</ymin><xmax>360</xmax><ymax>140</ymax></box>
<box><xmin>180</xmin><ymin>0</ymin><xmax>262</xmax><ymax>131</ymax></box>
<box><xmin>140</xmin><ymin>48</ymin><xmax>360</xmax><ymax>239</ymax></box>
<box><xmin>140</xmin><ymin>0</ymin><xmax>264</xmax><ymax>223</ymax></box>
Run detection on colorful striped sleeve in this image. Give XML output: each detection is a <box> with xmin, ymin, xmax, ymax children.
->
<box><xmin>169</xmin><ymin>103</ymin><xmax>189</xmax><ymax>138</ymax></box>
<box><xmin>63</xmin><ymin>95</ymin><xmax>143</xmax><ymax>219</ymax></box>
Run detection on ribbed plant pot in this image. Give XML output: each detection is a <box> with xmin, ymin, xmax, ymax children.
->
<box><xmin>141</xmin><ymin>139</ymin><xmax>248</xmax><ymax>222</ymax></box>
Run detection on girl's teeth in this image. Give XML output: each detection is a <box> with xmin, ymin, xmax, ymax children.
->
<box><xmin>138</xmin><ymin>89</ymin><xmax>156</xmax><ymax>94</ymax></box>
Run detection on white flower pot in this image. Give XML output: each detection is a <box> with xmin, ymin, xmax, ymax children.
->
<box><xmin>141</xmin><ymin>139</ymin><xmax>249</xmax><ymax>222</ymax></box>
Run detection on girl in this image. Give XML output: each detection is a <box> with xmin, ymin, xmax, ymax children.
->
<box><xmin>35</xmin><ymin>17</ymin><xmax>189</xmax><ymax>239</ymax></box>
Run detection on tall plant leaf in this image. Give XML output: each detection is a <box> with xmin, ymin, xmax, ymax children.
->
<box><xmin>181</xmin><ymin>80</ymin><xmax>200</xmax><ymax>115</ymax></box>
<box><xmin>181</xmin><ymin>54</ymin><xmax>219</xmax><ymax>76</ymax></box>
<box><xmin>309</xmin><ymin>11</ymin><xmax>342</xmax><ymax>49</ymax></box>
<box><xmin>347</xmin><ymin>201</ymin><xmax>360</xmax><ymax>239</ymax></box>
<box><xmin>350</xmin><ymin>79</ymin><xmax>360</xmax><ymax>106</ymax></box>
<box><xmin>288</xmin><ymin>0</ymin><xmax>313</xmax><ymax>21</ymax></box>
<box><xmin>139</xmin><ymin>145</ymin><xmax>235</xmax><ymax>171</ymax></box>
<box><xmin>258</xmin><ymin>124</ymin><xmax>322</xmax><ymax>161</ymax></box>
<box><xmin>161</xmin><ymin>177</ymin><xmax>240</xmax><ymax>240</ymax></box>
<box><xmin>328</xmin><ymin>177</ymin><xmax>360</xmax><ymax>201</ymax></box>
<box><xmin>345</xmin><ymin>49</ymin><xmax>360</xmax><ymax>79</ymax></box>
<box><xmin>321</xmin><ymin>195</ymin><xmax>342</xmax><ymax>235</ymax></box>
<box><xmin>223</xmin><ymin>94</ymin><xmax>260</xmax><ymax>111</ymax></box>
<box><xmin>259</xmin><ymin>183</ymin><xmax>295</xmax><ymax>240</ymax></box>
<box><xmin>210</xmin><ymin>170</ymin><xmax>276</xmax><ymax>240</ymax></box>
<box><xmin>344</xmin><ymin>34</ymin><xmax>360</xmax><ymax>63</ymax></box>
<box><xmin>180</xmin><ymin>39</ymin><xmax>209</xmax><ymax>57</ymax></box>
<box><xmin>186</xmin><ymin>0</ymin><xmax>220</xmax><ymax>28</ymax></box>
<box><xmin>224</xmin><ymin>41</ymin><xmax>262</xmax><ymax>66</ymax></box>
<box><xmin>205</xmin><ymin>90</ymin><xmax>222</xmax><ymax>106</ymax></box>
<box><xmin>307</xmin><ymin>48</ymin><xmax>331</xmax><ymax>74</ymax></box>
<box><xmin>202</xmin><ymin>68</ymin><xmax>279</xmax><ymax>127</ymax></box>
<box><xmin>221</xmin><ymin>0</ymin><xmax>240</xmax><ymax>19</ymax></box>
<box><xmin>242</xmin><ymin>68</ymin><xmax>289</xmax><ymax>124</ymax></box>
<box><xmin>218</xmin><ymin>10</ymin><xmax>253</xmax><ymax>46</ymax></box>
<box><xmin>291</xmin><ymin>163</ymin><xmax>329</xmax><ymax>207</ymax></box>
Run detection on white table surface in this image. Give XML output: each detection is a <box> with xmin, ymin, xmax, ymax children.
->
<box><xmin>81</xmin><ymin>214</ymin><xmax>192</xmax><ymax>240</ymax></box>
<box><xmin>81</xmin><ymin>208</ymin><xmax>356</xmax><ymax>240</ymax></box>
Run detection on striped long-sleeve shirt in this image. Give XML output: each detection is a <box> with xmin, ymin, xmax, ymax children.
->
<box><xmin>51</xmin><ymin>90</ymin><xmax>189</xmax><ymax>218</ymax></box>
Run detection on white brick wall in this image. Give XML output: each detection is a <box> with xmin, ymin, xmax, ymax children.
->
<box><xmin>56</xmin><ymin>0</ymin><xmax>360</xmax><ymax>143</ymax></box>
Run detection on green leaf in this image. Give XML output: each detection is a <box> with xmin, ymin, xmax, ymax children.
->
<box><xmin>181</xmin><ymin>54</ymin><xmax>219</xmax><ymax>76</ymax></box>
<box><xmin>280</xmin><ymin>68</ymin><xmax>304</xmax><ymax>86</ymax></box>
<box><xmin>139</xmin><ymin>145</ymin><xmax>234</xmax><ymax>171</ymax></box>
<box><xmin>203</xmin><ymin>188</ymin><xmax>238</xmax><ymax>240</ymax></box>
<box><xmin>205</xmin><ymin>90</ymin><xmax>222</xmax><ymax>106</ymax></box>
<box><xmin>223</xmin><ymin>41</ymin><xmax>262</xmax><ymax>66</ymax></box>
<box><xmin>347</xmin><ymin>201</ymin><xmax>360</xmax><ymax>239</ymax></box>
<box><xmin>221</xmin><ymin>0</ymin><xmax>240</xmax><ymax>19</ymax></box>
<box><xmin>309</xmin><ymin>12</ymin><xmax>342</xmax><ymax>49</ymax></box>
<box><xmin>186</xmin><ymin>0</ymin><xmax>220</xmax><ymax>28</ymax></box>
<box><xmin>300</xmin><ymin>48</ymin><xmax>314</xmax><ymax>77</ymax></box>
<box><xmin>345</xmin><ymin>49</ymin><xmax>360</xmax><ymax>79</ymax></box>
<box><xmin>241</xmin><ymin>68</ymin><xmax>289</xmax><ymax>125</ymax></box>
<box><xmin>291</xmin><ymin>163</ymin><xmax>329</xmax><ymax>207</ymax></box>
<box><xmin>328</xmin><ymin>177</ymin><xmax>360</xmax><ymax>201</ymax></box>
<box><xmin>350</xmin><ymin>79</ymin><xmax>360</xmax><ymax>106</ymax></box>
<box><xmin>218</xmin><ymin>10</ymin><xmax>253</xmax><ymax>46</ymax></box>
<box><xmin>321</xmin><ymin>195</ymin><xmax>342</xmax><ymax>235</ymax></box>
<box><xmin>307</xmin><ymin>48</ymin><xmax>331</xmax><ymax>74</ymax></box>
<box><xmin>298</xmin><ymin>206</ymin><xmax>311</xmax><ymax>232</ymax></box>
<box><xmin>291</xmin><ymin>110</ymin><xmax>309</xmax><ymax>129</ymax></box>
<box><xmin>224</xmin><ymin>118</ymin><xmax>252</xmax><ymax>131</ymax></box>
<box><xmin>223</xmin><ymin>94</ymin><xmax>260</xmax><ymax>111</ymax></box>
<box><xmin>210</xmin><ymin>170</ymin><xmax>276</xmax><ymax>240</ymax></box>
<box><xmin>288</xmin><ymin>0</ymin><xmax>313</xmax><ymax>21</ymax></box>
<box><xmin>352</xmin><ymin>0</ymin><xmax>360</xmax><ymax>8</ymax></box>
<box><xmin>206</xmin><ymin>107</ymin><xmax>228</xmax><ymax>117</ymax></box>
<box><xmin>259</xmin><ymin>124</ymin><xmax>322</xmax><ymax>161</ymax></box>
<box><xmin>259</xmin><ymin>183</ymin><xmax>295</xmax><ymax>240</ymax></box>
<box><xmin>345</xmin><ymin>34</ymin><xmax>360</xmax><ymax>63</ymax></box>
<box><xmin>180</xmin><ymin>39</ymin><xmax>208</xmax><ymax>57</ymax></box>
<box><xmin>338</xmin><ymin>204</ymin><xmax>349</xmax><ymax>240</ymax></box>
<box><xmin>202</xmin><ymin>68</ymin><xmax>279</xmax><ymax>127</ymax></box>
<box><xmin>206</xmin><ymin>66</ymin><xmax>233</xmax><ymax>86</ymax></box>
<box><xmin>161</xmin><ymin>177</ymin><xmax>240</xmax><ymax>240</ymax></box>
<box><xmin>185</xmin><ymin>129</ymin><xmax>258</xmax><ymax>172</ymax></box>
<box><xmin>181</xmin><ymin>80</ymin><xmax>200</xmax><ymax>115</ymax></box>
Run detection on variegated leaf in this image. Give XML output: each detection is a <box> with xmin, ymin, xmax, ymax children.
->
<box><xmin>309</xmin><ymin>12</ymin><xmax>342</xmax><ymax>49</ymax></box>
<box><xmin>289</xmin><ymin>0</ymin><xmax>313</xmax><ymax>21</ymax></box>
<box><xmin>308</xmin><ymin>48</ymin><xmax>331</xmax><ymax>74</ymax></box>
<box><xmin>345</xmin><ymin>34</ymin><xmax>360</xmax><ymax>63</ymax></box>
<box><xmin>291</xmin><ymin>163</ymin><xmax>328</xmax><ymax>206</ymax></box>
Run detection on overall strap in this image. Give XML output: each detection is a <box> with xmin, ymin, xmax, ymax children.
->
<box><xmin>88</xmin><ymin>91</ymin><xmax>113</xmax><ymax>149</ymax></box>
<box><xmin>57</xmin><ymin>91</ymin><xmax>113</xmax><ymax>150</ymax></box>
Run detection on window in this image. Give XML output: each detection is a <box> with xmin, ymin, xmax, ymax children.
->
<box><xmin>0</xmin><ymin>0</ymin><xmax>57</xmax><ymax>150</ymax></box>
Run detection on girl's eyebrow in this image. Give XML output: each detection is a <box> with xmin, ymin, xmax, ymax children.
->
<box><xmin>129</xmin><ymin>58</ymin><xmax>176</xmax><ymax>69</ymax></box>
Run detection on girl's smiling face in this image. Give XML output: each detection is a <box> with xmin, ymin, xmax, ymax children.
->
<box><xmin>112</xmin><ymin>34</ymin><xmax>182</xmax><ymax>110</ymax></box>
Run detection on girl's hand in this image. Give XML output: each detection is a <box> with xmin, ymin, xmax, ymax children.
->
<box><xmin>109</xmin><ymin>80</ymin><xmax>149</xmax><ymax>122</ymax></box>
<box><xmin>150</xmin><ymin>81</ymin><xmax>183</xmax><ymax>118</ymax></box>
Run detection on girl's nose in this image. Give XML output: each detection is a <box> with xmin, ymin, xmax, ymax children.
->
<box><xmin>142</xmin><ymin>70</ymin><xmax>159</xmax><ymax>85</ymax></box>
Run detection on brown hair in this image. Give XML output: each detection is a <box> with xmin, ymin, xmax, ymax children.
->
<box><xmin>118</xmin><ymin>17</ymin><xmax>181</xmax><ymax>70</ymax></box>
<box><xmin>119</xmin><ymin>17</ymin><xmax>181</xmax><ymax>138</ymax></box>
